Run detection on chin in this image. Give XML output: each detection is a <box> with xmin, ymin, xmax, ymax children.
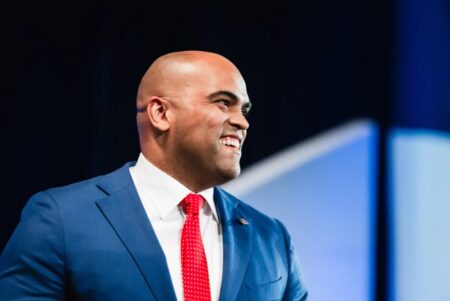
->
<box><xmin>216</xmin><ymin>165</ymin><xmax>241</xmax><ymax>184</ymax></box>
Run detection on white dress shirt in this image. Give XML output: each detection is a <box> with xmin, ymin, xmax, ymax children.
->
<box><xmin>129</xmin><ymin>153</ymin><xmax>223</xmax><ymax>301</ymax></box>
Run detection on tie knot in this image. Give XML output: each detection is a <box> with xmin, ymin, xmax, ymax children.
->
<box><xmin>181</xmin><ymin>193</ymin><xmax>204</xmax><ymax>216</ymax></box>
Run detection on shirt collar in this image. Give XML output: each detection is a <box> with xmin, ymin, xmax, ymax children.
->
<box><xmin>131</xmin><ymin>153</ymin><xmax>217</xmax><ymax>221</ymax></box>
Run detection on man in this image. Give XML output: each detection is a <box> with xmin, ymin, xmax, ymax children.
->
<box><xmin>0</xmin><ymin>51</ymin><xmax>308</xmax><ymax>300</ymax></box>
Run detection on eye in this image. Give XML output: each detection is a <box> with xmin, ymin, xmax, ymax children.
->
<box><xmin>216</xmin><ymin>99</ymin><xmax>231</xmax><ymax>106</ymax></box>
<box><xmin>241</xmin><ymin>104</ymin><xmax>251</xmax><ymax>116</ymax></box>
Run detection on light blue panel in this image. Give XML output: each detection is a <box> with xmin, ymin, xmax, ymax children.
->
<box><xmin>235</xmin><ymin>125</ymin><xmax>378</xmax><ymax>301</ymax></box>
<box><xmin>389</xmin><ymin>129</ymin><xmax>450</xmax><ymax>301</ymax></box>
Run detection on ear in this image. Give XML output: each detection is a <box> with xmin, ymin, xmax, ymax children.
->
<box><xmin>146</xmin><ymin>96</ymin><xmax>171</xmax><ymax>131</ymax></box>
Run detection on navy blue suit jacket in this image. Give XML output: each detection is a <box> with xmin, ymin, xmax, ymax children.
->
<box><xmin>0</xmin><ymin>162</ymin><xmax>308</xmax><ymax>300</ymax></box>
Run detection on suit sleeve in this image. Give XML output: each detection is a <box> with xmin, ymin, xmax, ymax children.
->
<box><xmin>275</xmin><ymin>219</ymin><xmax>309</xmax><ymax>301</ymax></box>
<box><xmin>0</xmin><ymin>191</ymin><xmax>66</xmax><ymax>300</ymax></box>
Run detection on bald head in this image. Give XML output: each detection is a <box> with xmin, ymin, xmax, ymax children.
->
<box><xmin>135</xmin><ymin>50</ymin><xmax>250</xmax><ymax>192</ymax></box>
<box><xmin>137</xmin><ymin>51</ymin><xmax>242</xmax><ymax>111</ymax></box>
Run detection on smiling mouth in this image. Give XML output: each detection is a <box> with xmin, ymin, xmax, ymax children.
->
<box><xmin>219</xmin><ymin>136</ymin><xmax>241</xmax><ymax>149</ymax></box>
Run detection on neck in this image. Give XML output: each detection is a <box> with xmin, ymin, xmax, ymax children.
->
<box><xmin>141</xmin><ymin>152</ymin><xmax>217</xmax><ymax>193</ymax></box>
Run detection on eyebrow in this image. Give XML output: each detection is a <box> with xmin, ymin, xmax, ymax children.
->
<box><xmin>207</xmin><ymin>90</ymin><xmax>252</xmax><ymax>110</ymax></box>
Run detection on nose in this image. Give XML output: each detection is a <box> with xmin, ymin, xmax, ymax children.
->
<box><xmin>229</xmin><ymin>110</ymin><xmax>250</xmax><ymax>130</ymax></box>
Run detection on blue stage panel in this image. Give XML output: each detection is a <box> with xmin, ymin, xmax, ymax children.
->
<box><xmin>224</xmin><ymin>120</ymin><xmax>378</xmax><ymax>301</ymax></box>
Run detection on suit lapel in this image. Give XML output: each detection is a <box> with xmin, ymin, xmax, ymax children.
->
<box><xmin>215</xmin><ymin>188</ymin><xmax>254</xmax><ymax>301</ymax></box>
<box><xmin>95</xmin><ymin>163</ymin><xmax>177</xmax><ymax>301</ymax></box>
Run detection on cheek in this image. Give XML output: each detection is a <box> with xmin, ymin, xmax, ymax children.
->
<box><xmin>204</xmin><ymin>109</ymin><xmax>228</xmax><ymax>127</ymax></box>
<box><xmin>174</xmin><ymin>107</ymin><xmax>228</xmax><ymax>143</ymax></box>
<box><xmin>192</xmin><ymin>110</ymin><xmax>227</xmax><ymax>133</ymax></box>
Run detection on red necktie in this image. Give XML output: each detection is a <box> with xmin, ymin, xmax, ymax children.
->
<box><xmin>181</xmin><ymin>193</ymin><xmax>212</xmax><ymax>301</ymax></box>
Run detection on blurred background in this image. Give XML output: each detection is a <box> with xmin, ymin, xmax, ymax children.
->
<box><xmin>1</xmin><ymin>0</ymin><xmax>449</xmax><ymax>300</ymax></box>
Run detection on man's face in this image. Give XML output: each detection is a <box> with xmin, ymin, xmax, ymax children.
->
<box><xmin>168</xmin><ymin>60</ymin><xmax>251</xmax><ymax>187</ymax></box>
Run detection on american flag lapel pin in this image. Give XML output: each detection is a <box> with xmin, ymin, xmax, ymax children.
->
<box><xmin>238</xmin><ymin>218</ymin><xmax>249</xmax><ymax>225</ymax></box>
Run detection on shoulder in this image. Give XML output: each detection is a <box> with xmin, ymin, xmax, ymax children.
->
<box><xmin>215</xmin><ymin>187</ymin><xmax>287</xmax><ymax>237</ymax></box>
<box><xmin>26</xmin><ymin>162</ymin><xmax>136</xmax><ymax>211</ymax></box>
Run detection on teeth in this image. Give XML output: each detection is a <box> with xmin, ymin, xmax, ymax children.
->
<box><xmin>219</xmin><ymin>137</ymin><xmax>240</xmax><ymax>148</ymax></box>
